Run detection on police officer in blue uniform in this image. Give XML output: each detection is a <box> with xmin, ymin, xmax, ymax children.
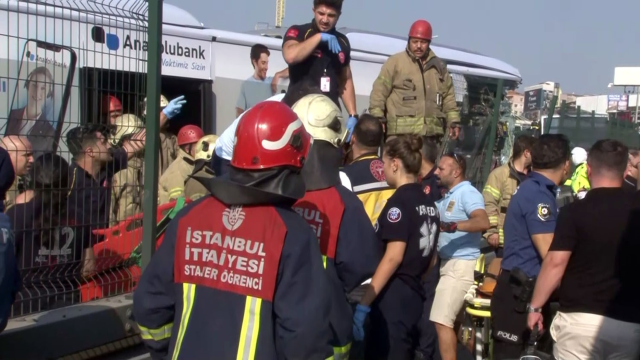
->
<box><xmin>353</xmin><ymin>135</ymin><xmax>440</xmax><ymax>360</ymax></box>
<box><xmin>133</xmin><ymin>101</ymin><xmax>334</xmax><ymax>360</ymax></box>
<box><xmin>490</xmin><ymin>134</ymin><xmax>571</xmax><ymax>359</ymax></box>
<box><xmin>291</xmin><ymin>94</ymin><xmax>382</xmax><ymax>359</ymax></box>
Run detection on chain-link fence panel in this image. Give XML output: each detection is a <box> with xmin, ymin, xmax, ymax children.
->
<box><xmin>0</xmin><ymin>0</ymin><xmax>151</xmax><ymax>318</ymax></box>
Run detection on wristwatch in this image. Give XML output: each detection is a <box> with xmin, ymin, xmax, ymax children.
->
<box><xmin>349</xmin><ymin>113</ymin><xmax>359</xmax><ymax>119</ymax></box>
<box><xmin>527</xmin><ymin>304</ymin><xmax>542</xmax><ymax>313</ymax></box>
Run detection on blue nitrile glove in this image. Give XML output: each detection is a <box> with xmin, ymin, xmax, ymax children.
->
<box><xmin>320</xmin><ymin>33</ymin><xmax>341</xmax><ymax>54</ymax></box>
<box><xmin>162</xmin><ymin>95</ymin><xmax>187</xmax><ymax>119</ymax></box>
<box><xmin>352</xmin><ymin>304</ymin><xmax>370</xmax><ymax>341</ymax></box>
<box><xmin>345</xmin><ymin>116</ymin><xmax>357</xmax><ymax>143</ymax></box>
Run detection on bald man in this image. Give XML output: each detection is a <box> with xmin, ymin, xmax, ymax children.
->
<box><xmin>0</xmin><ymin>136</ymin><xmax>34</xmax><ymax>209</ymax></box>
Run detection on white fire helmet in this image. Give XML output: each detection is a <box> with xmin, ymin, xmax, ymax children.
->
<box><xmin>142</xmin><ymin>94</ymin><xmax>169</xmax><ymax>117</ymax></box>
<box><xmin>194</xmin><ymin>134</ymin><xmax>219</xmax><ymax>161</ymax></box>
<box><xmin>111</xmin><ymin>113</ymin><xmax>144</xmax><ymax>145</ymax></box>
<box><xmin>571</xmin><ymin>147</ymin><xmax>588</xmax><ymax>166</ymax></box>
<box><xmin>290</xmin><ymin>94</ymin><xmax>347</xmax><ymax>147</ymax></box>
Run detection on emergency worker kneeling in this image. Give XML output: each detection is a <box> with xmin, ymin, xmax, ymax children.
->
<box><xmin>133</xmin><ymin>101</ymin><xmax>334</xmax><ymax>360</ymax></box>
<box><xmin>291</xmin><ymin>94</ymin><xmax>382</xmax><ymax>357</ymax></box>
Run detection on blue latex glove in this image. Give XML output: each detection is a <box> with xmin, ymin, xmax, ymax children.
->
<box><xmin>320</xmin><ymin>33</ymin><xmax>342</xmax><ymax>54</ymax></box>
<box><xmin>345</xmin><ymin>116</ymin><xmax>357</xmax><ymax>143</ymax></box>
<box><xmin>162</xmin><ymin>95</ymin><xmax>187</xmax><ymax>119</ymax></box>
<box><xmin>352</xmin><ymin>304</ymin><xmax>370</xmax><ymax>341</ymax></box>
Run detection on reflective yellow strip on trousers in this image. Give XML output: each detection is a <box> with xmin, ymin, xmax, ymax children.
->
<box><xmin>139</xmin><ymin>322</ymin><xmax>173</xmax><ymax>341</ymax></box>
<box><xmin>330</xmin><ymin>343</ymin><xmax>351</xmax><ymax>360</ymax></box>
<box><xmin>172</xmin><ymin>283</ymin><xmax>196</xmax><ymax>360</ymax></box>
<box><xmin>237</xmin><ymin>296</ymin><xmax>262</xmax><ymax>360</ymax></box>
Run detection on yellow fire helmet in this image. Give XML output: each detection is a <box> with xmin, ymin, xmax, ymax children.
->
<box><xmin>111</xmin><ymin>113</ymin><xmax>144</xmax><ymax>145</ymax></box>
<box><xmin>142</xmin><ymin>94</ymin><xmax>169</xmax><ymax>117</ymax></box>
<box><xmin>194</xmin><ymin>134</ymin><xmax>219</xmax><ymax>161</ymax></box>
<box><xmin>291</xmin><ymin>94</ymin><xmax>347</xmax><ymax>148</ymax></box>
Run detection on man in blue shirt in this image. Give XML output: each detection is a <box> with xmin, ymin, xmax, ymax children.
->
<box><xmin>490</xmin><ymin>134</ymin><xmax>571</xmax><ymax>359</ymax></box>
<box><xmin>431</xmin><ymin>153</ymin><xmax>490</xmax><ymax>360</ymax></box>
<box><xmin>235</xmin><ymin>44</ymin><xmax>289</xmax><ymax>117</ymax></box>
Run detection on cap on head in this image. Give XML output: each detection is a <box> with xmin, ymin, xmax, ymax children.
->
<box><xmin>571</xmin><ymin>147</ymin><xmax>588</xmax><ymax>166</ymax></box>
<box><xmin>111</xmin><ymin>114</ymin><xmax>144</xmax><ymax>145</ymax></box>
<box><xmin>409</xmin><ymin>19</ymin><xmax>433</xmax><ymax>41</ymax></box>
<box><xmin>194</xmin><ymin>134</ymin><xmax>219</xmax><ymax>161</ymax></box>
<box><xmin>291</xmin><ymin>94</ymin><xmax>346</xmax><ymax>148</ymax></box>
<box><xmin>177</xmin><ymin>125</ymin><xmax>205</xmax><ymax>146</ymax></box>
<box><xmin>231</xmin><ymin>101</ymin><xmax>312</xmax><ymax>170</ymax></box>
<box><xmin>102</xmin><ymin>95</ymin><xmax>122</xmax><ymax>113</ymax></box>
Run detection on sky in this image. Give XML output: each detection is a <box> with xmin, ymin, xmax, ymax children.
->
<box><xmin>167</xmin><ymin>0</ymin><xmax>640</xmax><ymax>95</ymax></box>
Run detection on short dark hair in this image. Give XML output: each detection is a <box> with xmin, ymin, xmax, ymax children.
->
<box><xmin>531</xmin><ymin>134</ymin><xmax>571</xmax><ymax>170</ymax></box>
<box><xmin>66</xmin><ymin>124</ymin><xmax>105</xmax><ymax>157</ymax></box>
<box><xmin>512</xmin><ymin>135</ymin><xmax>536</xmax><ymax>159</ymax></box>
<box><xmin>421</xmin><ymin>137</ymin><xmax>438</xmax><ymax>165</ymax></box>
<box><xmin>250</xmin><ymin>44</ymin><xmax>270</xmax><ymax>68</ymax></box>
<box><xmin>587</xmin><ymin>139</ymin><xmax>628</xmax><ymax>177</ymax></box>
<box><xmin>443</xmin><ymin>152</ymin><xmax>467</xmax><ymax>177</ymax></box>
<box><xmin>313</xmin><ymin>0</ymin><xmax>343</xmax><ymax>13</ymax></box>
<box><xmin>353</xmin><ymin>114</ymin><xmax>383</xmax><ymax>148</ymax></box>
<box><xmin>384</xmin><ymin>135</ymin><xmax>423</xmax><ymax>176</ymax></box>
<box><xmin>281</xmin><ymin>80</ymin><xmax>324</xmax><ymax>107</ymax></box>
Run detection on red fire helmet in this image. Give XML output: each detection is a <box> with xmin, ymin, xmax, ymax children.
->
<box><xmin>231</xmin><ymin>101</ymin><xmax>312</xmax><ymax>170</ymax></box>
<box><xmin>409</xmin><ymin>20</ymin><xmax>433</xmax><ymax>41</ymax></box>
<box><xmin>177</xmin><ymin>125</ymin><xmax>205</xmax><ymax>146</ymax></box>
<box><xmin>102</xmin><ymin>95</ymin><xmax>123</xmax><ymax>113</ymax></box>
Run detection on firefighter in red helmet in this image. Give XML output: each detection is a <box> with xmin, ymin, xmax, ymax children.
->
<box><xmin>102</xmin><ymin>95</ymin><xmax>123</xmax><ymax>125</ymax></box>
<box><xmin>157</xmin><ymin>124</ymin><xmax>205</xmax><ymax>204</ymax></box>
<box><xmin>133</xmin><ymin>101</ymin><xmax>334</xmax><ymax>360</ymax></box>
<box><xmin>368</xmin><ymin>19</ymin><xmax>461</xmax><ymax>146</ymax></box>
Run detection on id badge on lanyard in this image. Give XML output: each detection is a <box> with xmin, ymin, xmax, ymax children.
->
<box><xmin>320</xmin><ymin>69</ymin><xmax>330</xmax><ymax>92</ymax></box>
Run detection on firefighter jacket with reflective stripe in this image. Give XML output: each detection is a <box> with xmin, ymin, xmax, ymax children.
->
<box><xmin>110</xmin><ymin>156</ymin><xmax>144</xmax><ymax>225</ymax></box>
<box><xmin>564</xmin><ymin>162</ymin><xmax>590</xmax><ymax>194</ymax></box>
<box><xmin>482</xmin><ymin>161</ymin><xmax>526</xmax><ymax>246</ymax></box>
<box><xmin>369</xmin><ymin>49</ymin><xmax>460</xmax><ymax>137</ymax></box>
<box><xmin>293</xmin><ymin>185</ymin><xmax>382</xmax><ymax>354</ymax></box>
<box><xmin>341</xmin><ymin>154</ymin><xmax>395</xmax><ymax>225</ymax></box>
<box><xmin>158</xmin><ymin>149</ymin><xmax>195</xmax><ymax>205</ymax></box>
<box><xmin>160</xmin><ymin>131</ymin><xmax>178</xmax><ymax>175</ymax></box>
<box><xmin>133</xmin><ymin>196</ymin><xmax>334</xmax><ymax>360</ymax></box>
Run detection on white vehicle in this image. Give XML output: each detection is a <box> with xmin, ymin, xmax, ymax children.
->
<box><xmin>0</xmin><ymin>0</ymin><xmax>522</xmax><ymax>159</ymax></box>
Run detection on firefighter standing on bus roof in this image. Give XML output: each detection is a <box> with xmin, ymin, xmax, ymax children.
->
<box><xmin>183</xmin><ymin>134</ymin><xmax>218</xmax><ymax>201</ymax></box>
<box><xmin>158</xmin><ymin>125</ymin><xmax>204</xmax><ymax>205</ymax></box>
<box><xmin>368</xmin><ymin>20</ymin><xmax>460</xmax><ymax>144</ymax></box>
<box><xmin>109</xmin><ymin>114</ymin><xmax>145</xmax><ymax>225</ymax></box>
<box><xmin>290</xmin><ymin>94</ymin><xmax>382</xmax><ymax>358</ymax></box>
<box><xmin>142</xmin><ymin>94</ymin><xmax>185</xmax><ymax>175</ymax></box>
<box><xmin>133</xmin><ymin>101</ymin><xmax>334</xmax><ymax>360</ymax></box>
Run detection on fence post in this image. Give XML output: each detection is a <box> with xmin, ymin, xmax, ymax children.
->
<box><xmin>543</xmin><ymin>95</ymin><xmax>558</xmax><ymax>135</ymax></box>
<box><xmin>481</xmin><ymin>78</ymin><xmax>503</xmax><ymax>187</ymax></box>
<box><xmin>141</xmin><ymin>0</ymin><xmax>164</xmax><ymax>270</ymax></box>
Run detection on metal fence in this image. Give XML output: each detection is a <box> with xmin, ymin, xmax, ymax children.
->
<box><xmin>543</xmin><ymin>100</ymin><xmax>640</xmax><ymax>149</ymax></box>
<box><xmin>0</xmin><ymin>0</ymin><xmax>160</xmax><ymax>319</ymax></box>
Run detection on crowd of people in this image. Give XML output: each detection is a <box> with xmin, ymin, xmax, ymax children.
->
<box><xmin>0</xmin><ymin>1</ymin><xmax>639</xmax><ymax>360</ymax></box>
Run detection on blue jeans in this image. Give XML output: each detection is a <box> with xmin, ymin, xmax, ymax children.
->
<box><xmin>211</xmin><ymin>152</ymin><xmax>231</xmax><ymax>176</ymax></box>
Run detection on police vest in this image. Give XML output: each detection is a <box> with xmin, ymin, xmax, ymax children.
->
<box><xmin>174</xmin><ymin>197</ymin><xmax>287</xmax><ymax>302</ymax></box>
<box><xmin>293</xmin><ymin>188</ymin><xmax>344</xmax><ymax>267</ymax></box>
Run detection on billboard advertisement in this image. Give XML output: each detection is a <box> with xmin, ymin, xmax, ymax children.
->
<box><xmin>607</xmin><ymin>94</ymin><xmax>629</xmax><ymax>112</ymax></box>
<box><xmin>524</xmin><ymin>88</ymin><xmax>543</xmax><ymax>111</ymax></box>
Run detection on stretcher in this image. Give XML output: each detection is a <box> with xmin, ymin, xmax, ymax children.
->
<box><xmin>79</xmin><ymin>198</ymin><xmax>190</xmax><ymax>302</ymax></box>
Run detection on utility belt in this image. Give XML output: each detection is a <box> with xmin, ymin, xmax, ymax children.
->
<box><xmin>505</xmin><ymin>267</ymin><xmax>537</xmax><ymax>313</ymax></box>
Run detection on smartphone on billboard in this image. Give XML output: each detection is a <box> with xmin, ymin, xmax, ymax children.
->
<box><xmin>5</xmin><ymin>39</ymin><xmax>77</xmax><ymax>155</ymax></box>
